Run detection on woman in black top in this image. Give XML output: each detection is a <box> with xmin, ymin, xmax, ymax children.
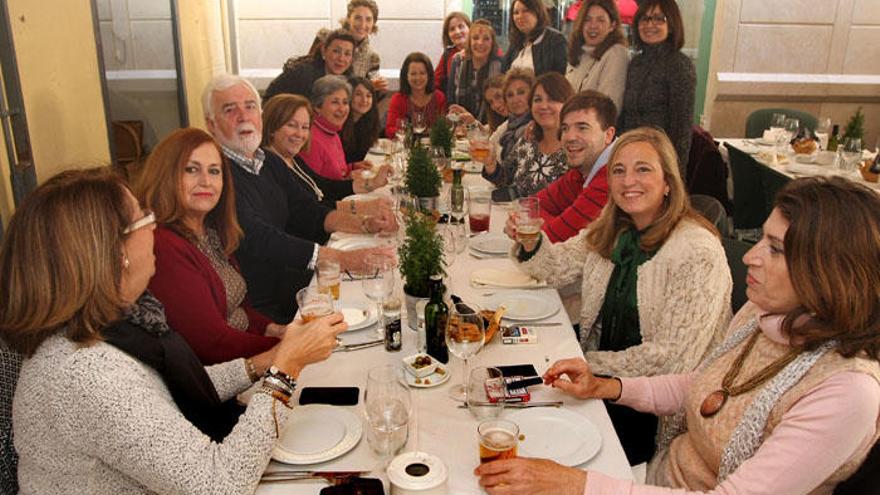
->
<box><xmin>341</xmin><ymin>77</ymin><xmax>380</xmax><ymax>163</ymax></box>
<box><xmin>618</xmin><ymin>0</ymin><xmax>696</xmax><ymax>175</ymax></box>
<box><xmin>502</xmin><ymin>0</ymin><xmax>567</xmax><ymax>76</ymax></box>
<box><xmin>264</xmin><ymin>29</ymin><xmax>356</xmax><ymax>101</ymax></box>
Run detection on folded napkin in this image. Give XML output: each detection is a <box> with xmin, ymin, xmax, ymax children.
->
<box><xmin>470</xmin><ymin>267</ymin><xmax>546</xmax><ymax>289</ymax></box>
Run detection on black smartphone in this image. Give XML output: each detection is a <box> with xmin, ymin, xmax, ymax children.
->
<box><xmin>319</xmin><ymin>478</ymin><xmax>384</xmax><ymax>495</ymax></box>
<box><xmin>298</xmin><ymin>387</ymin><xmax>360</xmax><ymax>406</ymax></box>
<box><xmin>496</xmin><ymin>364</ymin><xmax>539</xmax><ymax>378</ymax></box>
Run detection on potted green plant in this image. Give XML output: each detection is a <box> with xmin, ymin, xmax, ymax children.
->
<box><xmin>430</xmin><ymin>117</ymin><xmax>454</xmax><ymax>158</ymax></box>
<box><xmin>398</xmin><ymin>210</ymin><xmax>445</xmax><ymax>329</ymax></box>
<box><xmin>405</xmin><ymin>141</ymin><xmax>441</xmax><ymax>211</ymax></box>
<box><xmin>843</xmin><ymin>107</ymin><xmax>865</xmax><ymax>142</ymax></box>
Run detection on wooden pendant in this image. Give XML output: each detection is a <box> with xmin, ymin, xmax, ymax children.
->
<box><xmin>700</xmin><ymin>390</ymin><xmax>728</xmax><ymax>418</ymax></box>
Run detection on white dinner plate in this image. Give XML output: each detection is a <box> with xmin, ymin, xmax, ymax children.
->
<box><xmin>403</xmin><ymin>364</ymin><xmax>450</xmax><ymax>388</ymax></box>
<box><xmin>340</xmin><ymin>193</ymin><xmax>381</xmax><ymax>203</ymax></box>
<box><xmin>272</xmin><ymin>405</ymin><xmax>363</xmax><ymax>465</ymax></box>
<box><xmin>470</xmin><ymin>233</ymin><xmax>513</xmax><ymax>255</ymax></box>
<box><xmin>328</xmin><ymin>236</ymin><xmax>383</xmax><ymax>251</ymax></box>
<box><xmin>339</xmin><ymin>302</ymin><xmax>378</xmax><ymax>332</ymax></box>
<box><xmin>508</xmin><ymin>407</ymin><xmax>602</xmax><ymax>466</ymax></box>
<box><xmin>491</xmin><ymin>292</ymin><xmax>558</xmax><ymax>321</ymax></box>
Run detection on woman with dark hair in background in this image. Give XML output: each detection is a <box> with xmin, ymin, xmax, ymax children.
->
<box><xmin>434</xmin><ymin>11</ymin><xmax>471</xmax><ymax>96</ymax></box>
<box><xmin>502</xmin><ymin>0</ymin><xmax>568</xmax><ymax>76</ymax></box>
<box><xmin>385</xmin><ymin>52</ymin><xmax>447</xmax><ymax>138</ymax></box>
<box><xmin>483</xmin><ymin>72</ymin><xmax>574</xmax><ymax>197</ymax></box>
<box><xmin>618</xmin><ymin>0</ymin><xmax>695</xmax><ymax>174</ymax></box>
<box><xmin>482</xmin><ymin>74</ymin><xmax>508</xmax><ymax>132</ymax></box>
<box><xmin>342</xmin><ymin>76</ymin><xmax>380</xmax><ymax>163</ymax></box>
<box><xmin>446</xmin><ymin>19</ymin><xmax>504</xmax><ymax>123</ymax></box>
<box><xmin>263</xmin><ymin>29</ymin><xmax>356</xmax><ymax>101</ymax></box>
<box><xmin>340</xmin><ymin>0</ymin><xmax>387</xmax><ymax>91</ymax></box>
<box><xmin>566</xmin><ymin>0</ymin><xmax>629</xmax><ymax>111</ymax></box>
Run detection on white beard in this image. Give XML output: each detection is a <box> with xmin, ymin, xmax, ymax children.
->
<box><xmin>218</xmin><ymin>122</ymin><xmax>262</xmax><ymax>156</ymax></box>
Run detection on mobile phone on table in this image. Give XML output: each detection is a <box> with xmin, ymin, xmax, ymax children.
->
<box><xmin>320</xmin><ymin>478</ymin><xmax>384</xmax><ymax>495</ymax></box>
<box><xmin>298</xmin><ymin>387</ymin><xmax>360</xmax><ymax>406</ymax></box>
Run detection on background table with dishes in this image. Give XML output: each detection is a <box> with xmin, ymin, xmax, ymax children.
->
<box><xmin>255</xmin><ymin>145</ymin><xmax>634</xmax><ymax>493</ymax></box>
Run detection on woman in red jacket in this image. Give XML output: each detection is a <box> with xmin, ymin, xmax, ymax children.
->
<box><xmin>385</xmin><ymin>52</ymin><xmax>447</xmax><ymax>138</ymax></box>
<box><xmin>133</xmin><ymin>128</ymin><xmax>288</xmax><ymax>364</ymax></box>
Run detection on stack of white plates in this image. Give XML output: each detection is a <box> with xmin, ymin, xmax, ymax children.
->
<box><xmin>469</xmin><ymin>232</ymin><xmax>513</xmax><ymax>258</ymax></box>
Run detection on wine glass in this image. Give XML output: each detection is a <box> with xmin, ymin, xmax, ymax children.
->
<box><xmin>362</xmin><ymin>253</ymin><xmax>396</xmax><ymax>334</ymax></box>
<box><xmin>816</xmin><ymin>117</ymin><xmax>832</xmax><ymax>150</ymax></box>
<box><xmin>783</xmin><ymin>118</ymin><xmax>800</xmax><ymax>142</ymax></box>
<box><xmin>770</xmin><ymin>113</ymin><xmax>786</xmax><ymax>131</ymax></box>
<box><xmin>466</xmin><ymin>366</ymin><xmax>505</xmax><ymax>420</ymax></box>
<box><xmin>412</xmin><ymin>112</ymin><xmax>427</xmax><ymax>135</ymax></box>
<box><xmin>839</xmin><ymin>138</ymin><xmax>862</xmax><ymax>174</ymax></box>
<box><xmin>439</xmin><ymin>223</ymin><xmax>457</xmax><ymax>268</ymax></box>
<box><xmin>445</xmin><ymin>302</ymin><xmax>485</xmax><ymax>402</ymax></box>
<box><xmin>364</xmin><ymin>364</ymin><xmax>411</xmax><ymax>459</ymax></box>
<box><xmin>394</xmin><ymin>118</ymin><xmax>408</xmax><ymax>144</ymax></box>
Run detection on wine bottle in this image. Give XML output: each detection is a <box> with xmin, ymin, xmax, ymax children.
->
<box><xmin>451</xmin><ymin>166</ymin><xmax>464</xmax><ymax>216</ymax></box>
<box><xmin>424</xmin><ymin>275</ymin><xmax>449</xmax><ymax>363</ymax></box>
<box><xmin>827</xmin><ymin>125</ymin><xmax>840</xmax><ymax>152</ymax></box>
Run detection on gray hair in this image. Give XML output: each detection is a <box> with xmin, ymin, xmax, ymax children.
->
<box><xmin>201</xmin><ymin>74</ymin><xmax>261</xmax><ymax>120</ymax></box>
<box><xmin>310</xmin><ymin>75</ymin><xmax>352</xmax><ymax>109</ymax></box>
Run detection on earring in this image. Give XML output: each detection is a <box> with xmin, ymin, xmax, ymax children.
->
<box><xmin>123</xmin><ymin>256</ymin><xmax>130</xmax><ymax>269</ymax></box>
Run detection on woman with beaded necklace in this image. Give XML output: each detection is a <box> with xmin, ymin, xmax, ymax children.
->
<box><xmin>479</xmin><ymin>175</ymin><xmax>880</xmax><ymax>494</ymax></box>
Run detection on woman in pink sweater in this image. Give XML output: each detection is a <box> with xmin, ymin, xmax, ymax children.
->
<box><xmin>476</xmin><ymin>176</ymin><xmax>880</xmax><ymax>494</ymax></box>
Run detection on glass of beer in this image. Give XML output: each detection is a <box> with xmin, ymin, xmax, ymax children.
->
<box><xmin>515</xmin><ymin>197</ymin><xmax>541</xmax><ymax>244</ymax></box>
<box><xmin>296</xmin><ymin>287</ymin><xmax>334</xmax><ymax>323</ymax></box>
<box><xmin>468</xmin><ymin>127</ymin><xmax>491</xmax><ymax>163</ymax></box>
<box><xmin>478</xmin><ymin>419</ymin><xmax>519</xmax><ymax>464</ymax></box>
<box><xmin>316</xmin><ymin>259</ymin><xmax>341</xmax><ymax>300</ymax></box>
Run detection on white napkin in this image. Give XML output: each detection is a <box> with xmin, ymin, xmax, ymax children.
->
<box><xmin>470</xmin><ymin>267</ymin><xmax>546</xmax><ymax>289</ymax></box>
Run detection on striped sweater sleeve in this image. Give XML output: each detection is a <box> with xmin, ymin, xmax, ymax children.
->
<box><xmin>539</xmin><ymin>167</ymin><xmax>609</xmax><ymax>243</ymax></box>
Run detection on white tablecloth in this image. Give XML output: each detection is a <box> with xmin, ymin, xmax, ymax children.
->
<box><xmin>257</xmin><ymin>181</ymin><xmax>634</xmax><ymax>494</ymax></box>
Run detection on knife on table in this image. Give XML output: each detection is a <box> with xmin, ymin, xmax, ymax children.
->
<box><xmin>260</xmin><ymin>470</ymin><xmax>366</xmax><ymax>484</ymax></box>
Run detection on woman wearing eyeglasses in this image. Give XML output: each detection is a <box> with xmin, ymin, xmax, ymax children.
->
<box><xmin>617</xmin><ymin>0</ymin><xmax>695</xmax><ymax>177</ymax></box>
<box><xmin>2</xmin><ymin>168</ymin><xmax>346</xmax><ymax>493</ymax></box>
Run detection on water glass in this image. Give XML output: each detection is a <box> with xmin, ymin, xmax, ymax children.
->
<box><xmin>316</xmin><ymin>259</ymin><xmax>341</xmax><ymax>300</ymax></box>
<box><xmin>446</xmin><ymin>303</ymin><xmax>485</xmax><ymax>402</ymax></box>
<box><xmin>467</xmin><ymin>366</ymin><xmax>505</xmax><ymax>420</ymax></box>
<box><xmin>839</xmin><ymin>138</ymin><xmax>862</xmax><ymax>173</ymax></box>
<box><xmin>770</xmin><ymin>113</ymin><xmax>786</xmax><ymax>131</ymax></box>
<box><xmin>364</xmin><ymin>365</ymin><xmax>411</xmax><ymax>458</ymax></box>
<box><xmin>412</xmin><ymin>112</ymin><xmax>427</xmax><ymax>135</ymax></box>
<box><xmin>784</xmin><ymin>118</ymin><xmax>800</xmax><ymax>141</ymax></box>
<box><xmin>467</xmin><ymin>186</ymin><xmax>492</xmax><ymax>234</ymax></box>
<box><xmin>296</xmin><ymin>287</ymin><xmax>335</xmax><ymax>322</ymax></box>
<box><xmin>363</xmin><ymin>253</ymin><xmax>396</xmax><ymax>331</ymax></box>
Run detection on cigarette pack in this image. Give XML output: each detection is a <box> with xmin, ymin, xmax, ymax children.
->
<box><xmin>501</xmin><ymin>325</ymin><xmax>537</xmax><ymax>344</ymax></box>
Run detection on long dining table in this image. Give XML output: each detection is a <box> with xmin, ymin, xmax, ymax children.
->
<box><xmin>256</xmin><ymin>167</ymin><xmax>634</xmax><ymax>494</ymax></box>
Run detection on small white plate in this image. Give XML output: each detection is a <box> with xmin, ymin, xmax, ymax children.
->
<box><xmin>508</xmin><ymin>407</ymin><xmax>601</xmax><ymax>466</ymax></box>
<box><xmin>470</xmin><ymin>233</ymin><xmax>513</xmax><ymax>255</ymax></box>
<box><xmin>272</xmin><ymin>405</ymin><xmax>363</xmax><ymax>465</ymax></box>
<box><xmin>339</xmin><ymin>302</ymin><xmax>378</xmax><ymax>332</ymax></box>
<box><xmin>403</xmin><ymin>364</ymin><xmax>450</xmax><ymax>388</ymax></box>
<box><xmin>491</xmin><ymin>292</ymin><xmax>558</xmax><ymax>321</ymax></box>
<box><xmin>328</xmin><ymin>237</ymin><xmax>383</xmax><ymax>251</ymax></box>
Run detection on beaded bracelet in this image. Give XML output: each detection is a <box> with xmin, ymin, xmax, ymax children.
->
<box><xmin>244</xmin><ymin>358</ymin><xmax>260</xmax><ymax>382</ymax></box>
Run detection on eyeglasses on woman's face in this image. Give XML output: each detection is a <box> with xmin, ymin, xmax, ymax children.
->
<box><xmin>639</xmin><ymin>14</ymin><xmax>667</xmax><ymax>25</ymax></box>
<box><xmin>124</xmin><ymin>210</ymin><xmax>155</xmax><ymax>234</ymax></box>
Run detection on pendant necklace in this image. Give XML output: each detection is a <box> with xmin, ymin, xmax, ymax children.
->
<box><xmin>700</xmin><ymin>331</ymin><xmax>801</xmax><ymax>418</ymax></box>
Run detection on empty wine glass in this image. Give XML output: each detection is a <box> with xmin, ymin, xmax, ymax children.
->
<box><xmin>364</xmin><ymin>365</ymin><xmax>411</xmax><ymax>459</ymax></box>
<box><xmin>783</xmin><ymin>118</ymin><xmax>800</xmax><ymax>142</ymax></box>
<box><xmin>770</xmin><ymin>113</ymin><xmax>786</xmax><ymax>131</ymax></box>
<box><xmin>839</xmin><ymin>137</ymin><xmax>862</xmax><ymax>174</ymax></box>
<box><xmin>395</xmin><ymin>118</ymin><xmax>408</xmax><ymax>144</ymax></box>
<box><xmin>363</xmin><ymin>253</ymin><xmax>396</xmax><ymax>333</ymax></box>
<box><xmin>445</xmin><ymin>302</ymin><xmax>485</xmax><ymax>402</ymax></box>
<box><xmin>439</xmin><ymin>223</ymin><xmax>457</xmax><ymax>268</ymax></box>
<box><xmin>412</xmin><ymin>112</ymin><xmax>427</xmax><ymax>135</ymax></box>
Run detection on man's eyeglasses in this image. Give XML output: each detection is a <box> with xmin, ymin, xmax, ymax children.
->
<box><xmin>639</xmin><ymin>14</ymin><xmax>668</xmax><ymax>25</ymax></box>
<box><xmin>124</xmin><ymin>210</ymin><xmax>155</xmax><ymax>234</ymax></box>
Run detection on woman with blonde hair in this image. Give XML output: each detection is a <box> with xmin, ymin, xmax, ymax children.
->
<box><xmin>2</xmin><ymin>167</ymin><xmax>345</xmax><ymax>493</ymax></box>
<box><xmin>446</xmin><ymin>19</ymin><xmax>503</xmax><ymax>122</ymax></box>
<box><xmin>509</xmin><ymin>127</ymin><xmax>731</xmax><ymax>463</ymax></box>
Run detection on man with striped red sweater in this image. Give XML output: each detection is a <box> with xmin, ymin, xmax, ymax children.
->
<box><xmin>534</xmin><ymin>90</ymin><xmax>617</xmax><ymax>242</ymax></box>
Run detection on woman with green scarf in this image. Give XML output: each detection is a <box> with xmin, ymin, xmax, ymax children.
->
<box><xmin>509</xmin><ymin>127</ymin><xmax>731</xmax><ymax>464</ymax></box>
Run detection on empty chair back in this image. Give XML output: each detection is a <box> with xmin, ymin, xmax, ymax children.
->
<box><xmin>745</xmin><ymin>108</ymin><xmax>818</xmax><ymax>138</ymax></box>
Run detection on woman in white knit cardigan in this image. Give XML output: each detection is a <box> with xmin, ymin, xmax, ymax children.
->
<box><xmin>507</xmin><ymin>127</ymin><xmax>731</xmax><ymax>463</ymax></box>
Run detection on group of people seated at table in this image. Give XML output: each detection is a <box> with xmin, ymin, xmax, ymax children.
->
<box><xmin>1</xmin><ymin>0</ymin><xmax>878</xmax><ymax>494</ymax></box>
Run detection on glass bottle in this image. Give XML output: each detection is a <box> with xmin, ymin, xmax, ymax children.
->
<box><xmin>383</xmin><ymin>298</ymin><xmax>402</xmax><ymax>352</ymax></box>
<box><xmin>827</xmin><ymin>124</ymin><xmax>840</xmax><ymax>152</ymax></box>
<box><xmin>450</xmin><ymin>165</ymin><xmax>464</xmax><ymax>222</ymax></box>
<box><xmin>424</xmin><ymin>275</ymin><xmax>449</xmax><ymax>363</ymax></box>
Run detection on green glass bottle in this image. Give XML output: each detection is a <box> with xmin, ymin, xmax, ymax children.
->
<box><xmin>424</xmin><ymin>275</ymin><xmax>449</xmax><ymax>363</ymax></box>
<box><xmin>827</xmin><ymin>125</ymin><xmax>840</xmax><ymax>152</ymax></box>
<box><xmin>451</xmin><ymin>165</ymin><xmax>464</xmax><ymax>220</ymax></box>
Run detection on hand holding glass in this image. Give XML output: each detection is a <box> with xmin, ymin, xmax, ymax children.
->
<box><xmin>478</xmin><ymin>419</ymin><xmax>519</xmax><ymax>464</ymax></box>
<box><xmin>515</xmin><ymin>197</ymin><xmax>542</xmax><ymax>245</ymax></box>
<box><xmin>296</xmin><ymin>287</ymin><xmax>335</xmax><ymax>323</ymax></box>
